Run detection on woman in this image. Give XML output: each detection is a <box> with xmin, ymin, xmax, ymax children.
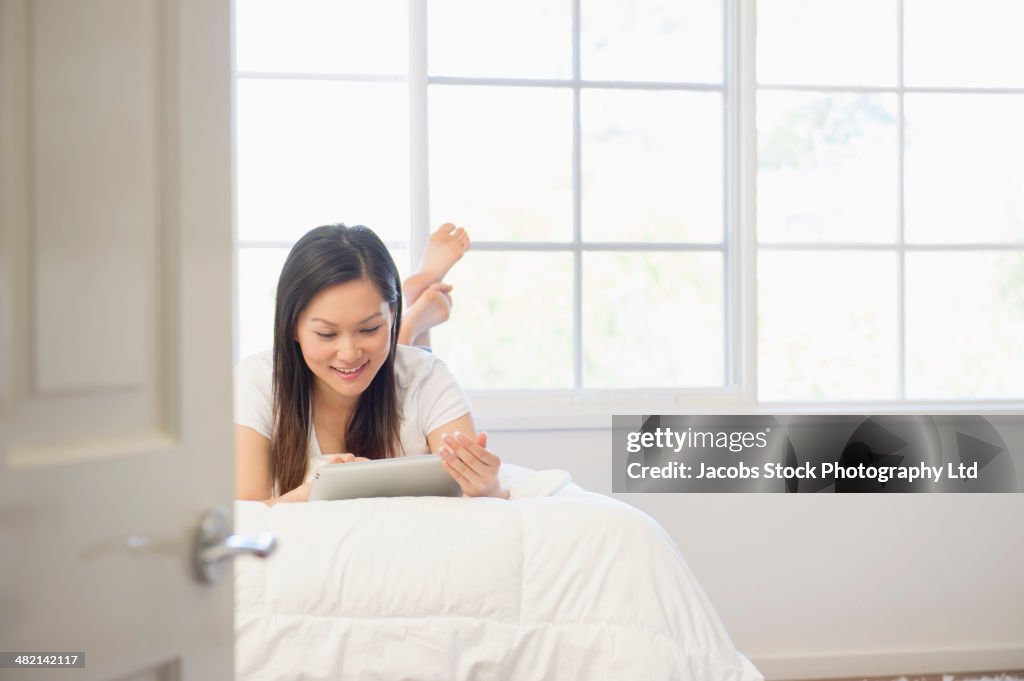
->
<box><xmin>234</xmin><ymin>223</ymin><xmax>507</xmax><ymax>504</ymax></box>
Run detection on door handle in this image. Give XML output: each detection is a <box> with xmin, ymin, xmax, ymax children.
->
<box><xmin>192</xmin><ymin>506</ymin><xmax>277</xmax><ymax>585</ymax></box>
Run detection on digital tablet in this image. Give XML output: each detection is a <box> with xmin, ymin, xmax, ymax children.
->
<box><xmin>309</xmin><ymin>454</ymin><xmax>461</xmax><ymax>501</ymax></box>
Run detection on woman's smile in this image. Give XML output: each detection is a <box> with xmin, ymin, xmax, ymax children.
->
<box><xmin>330</xmin><ymin>361</ymin><xmax>368</xmax><ymax>381</ymax></box>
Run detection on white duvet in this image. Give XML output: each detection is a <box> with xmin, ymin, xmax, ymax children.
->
<box><xmin>234</xmin><ymin>465</ymin><xmax>763</xmax><ymax>681</ymax></box>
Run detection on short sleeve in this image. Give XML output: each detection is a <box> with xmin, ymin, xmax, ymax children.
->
<box><xmin>234</xmin><ymin>351</ymin><xmax>274</xmax><ymax>439</ymax></box>
<box><xmin>415</xmin><ymin>355</ymin><xmax>471</xmax><ymax>434</ymax></box>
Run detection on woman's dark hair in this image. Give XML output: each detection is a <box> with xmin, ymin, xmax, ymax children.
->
<box><xmin>271</xmin><ymin>224</ymin><xmax>403</xmax><ymax>495</ymax></box>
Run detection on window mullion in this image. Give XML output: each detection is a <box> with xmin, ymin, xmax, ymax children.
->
<box><xmin>572</xmin><ymin>0</ymin><xmax>582</xmax><ymax>390</ymax></box>
<box><xmin>409</xmin><ymin>0</ymin><xmax>429</xmax><ymax>275</ymax></box>
<box><xmin>736</xmin><ymin>0</ymin><xmax>758</xmax><ymax>406</ymax></box>
<box><xmin>723</xmin><ymin>0</ymin><xmax>736</xmax><ymax>391</ymax></box>
<box><xmin>897</xmin><ymin>0</ymin><xmax>907</xmax><ymax>401</ymax></box>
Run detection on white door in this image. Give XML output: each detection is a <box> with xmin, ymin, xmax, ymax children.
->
<box><xmin>0</xmin><ymin>1</ymin><xmax>245</xmax><ymax>679</ymax></box>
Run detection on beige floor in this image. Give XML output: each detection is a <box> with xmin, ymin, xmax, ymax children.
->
<box><xmin>786</xmin><ymin>672</ymin><xmax>1024</xmax><ymax>681</ymax></box>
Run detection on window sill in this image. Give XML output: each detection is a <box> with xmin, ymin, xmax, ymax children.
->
<box><xmin>467</xmin><ymin>393</ymin><xmax>1024</xmax><ymax>432</ymax></box>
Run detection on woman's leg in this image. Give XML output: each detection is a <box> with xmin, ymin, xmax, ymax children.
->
<box><xmin>398</xmin><ymin>283</ymin><xmax>453</xmax><ymax>347</ymax></box>
<box><xmin>403</xmin><ymin>223</ymin><xmax>469</xmax><ymax>305</ymax></box>
<box><xmin>396</xmin><ymin>223</ymin><xmax>469</xmax><ymax>348</ymax></box>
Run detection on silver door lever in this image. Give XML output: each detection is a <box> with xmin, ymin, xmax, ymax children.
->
<box><xmin>193</xmin><ymin>506</ymin><xmax>277</xmax><ymax>585</ymax></box>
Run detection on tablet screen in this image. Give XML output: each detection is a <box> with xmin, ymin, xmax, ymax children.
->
<box><xmin>309</xmin><ymin>454</ymin><xmax>461</xmax><ymax>501</ymax></box>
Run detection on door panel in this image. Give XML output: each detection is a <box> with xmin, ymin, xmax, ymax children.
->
<box><xmin>0</xmin><ymin>1</ymin><xmax>234</xmax><ymax>679</ymax></box>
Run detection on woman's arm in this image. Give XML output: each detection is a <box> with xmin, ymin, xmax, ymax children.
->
<box><xmin>427</xmin><ymin>414</ymin><xmax>508</xmax><ymax>499</ymax></box>
<box><xmin>235</xmin><ymin>427</ymin><xmax>365</xmax><ymax>505</ymax></box>
<box><xmin>426</xmin><ymin>412</ymin><xmax>476</xmax><ymax>455</ymax></box>
<box><xmin>235</xmin><ymin>424</ymin><xmax>275</xmax><ymax>503</ymax></box>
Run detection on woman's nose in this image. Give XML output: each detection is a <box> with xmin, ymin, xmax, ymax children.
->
<box><xmin>334</xmin><ymin>336</ymin><xmax>361</xmax><ymax>363</ymax></box>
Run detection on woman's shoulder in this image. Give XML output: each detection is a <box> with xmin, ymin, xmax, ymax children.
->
<box><xmin>394</xmin><ymin>345</ymin><xmax>470</xmax><ymax>432</ymax></box>
<box><xmin>395</xmin><ymin>344</ymin><xmax>441</xmax><ymax>376</ymax></box>
<box><xmin>233</xmin><ymin>348</ymin><xmax>274</xmax><ymax>434</ymax></box>
<box><xmin>394</xmin><ymin>345</ymin><xmax>457</xmax><ymax>391</ymax></box>
<box><xmin>236</xmin><ymin>348</ymin><xmax>274</xmax><ymax>379</ymax></box>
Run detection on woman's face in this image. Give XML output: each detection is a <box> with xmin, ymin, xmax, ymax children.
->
<box><xmin>295</xmin><ymin>278</ymin><xmax>393</xmax><ymax>404</ymax></box>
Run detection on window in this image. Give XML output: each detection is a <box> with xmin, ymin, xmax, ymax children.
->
<box><xmin>425</xmin><ymin>0</ymin><xmax>728</xmax><ymax>393</ymax></box>
<box><xmin>234</xmin><ymin>0</ymin><xmax>1024</xmax><ymax>420</ymax></box>
<box><xmin>756</xmin><ymin>0</ymin><xmax>1024</xmax><ymax>403</ymax></box>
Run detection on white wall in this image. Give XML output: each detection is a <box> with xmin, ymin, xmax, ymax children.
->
<box><xmin>486</xmin><ymin>427</ymin><xmax>1024</xmax><ymax>680</ymax></box>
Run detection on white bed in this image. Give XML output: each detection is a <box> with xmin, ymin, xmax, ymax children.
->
<box><xmin>234</xmin><ymin>464</ymin><xmax>763</xmax><ymax>681</ymax></box>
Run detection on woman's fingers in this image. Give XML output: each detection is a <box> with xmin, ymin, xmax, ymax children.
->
<box><xmin>438</xmin><ymin>450</ymin><xmax>473</xmax><ymax>489</ymax></box>
<box><xmin>440</xmin><ymin>445</ymin><xmax>484</xmax><ymax>483</ymax></box>
<box><xmin>454</xmin><ymin>432</ymin><xmax>499</xmax><ymax>469</ymax></box>
<box><xmin>441</xmin><ymin>433</ymin><xmax>496</xmax><ymax>476</ymax></box>
<box><xmin>324</xmin><ymin>453</ymin><xmax>369</xmax><ymax>464</ymax></box>
<box><xmin>439</xmin><ymin>431</ymin><xmax>503</xmax><ymax>497</ymax></box>
<box><xmin>441</xmin><ymin>452</ymin><xmax>494</xmax><ymax>497</ymax></box>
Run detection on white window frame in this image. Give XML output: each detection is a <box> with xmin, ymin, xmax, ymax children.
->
<box><xmin>408</xmin><ymin>0</ymin><xmax>754</xmax><ymax>428</ymax></box>
<box><xmin>747</xmin><ymin>0</ymin><xmax>1024</xmax><ymax>426</ymax></box>
<box><xmin>234</xmin><ymin>0</ymin><xmax>1024</xmax><ymax>431</ymax></box>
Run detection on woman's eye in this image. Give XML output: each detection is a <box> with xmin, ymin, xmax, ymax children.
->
<box><xmin>315</xmin><ymin>332</ymin><xmax>337</xmax><ymax>340</ymax></box>
<box><xmin>360</xmin><ymin>326</ymin><xmax>382</xmax><ymax>335</ymax></box>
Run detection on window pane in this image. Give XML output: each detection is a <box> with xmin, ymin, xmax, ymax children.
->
<box><xmin>581</xmin><ymin>0</ymin><xmax>722</xmax><ymax>83</ymax></box>
<box><xmin>431</xmin><ymin>252</ymin><xmax>573</xmax><ymax>390</ymax></box>
<box><xmin>429</xmin><ymin>86</ymin><xmax>573</xmax><ymax>242</ymax></box>
<box><xmin>905</xmin><ymin>0</ymin><xmax>1024</xmax><ymax>87</ymax></box>
<box><xmin>428</xmin><ymin>0</ymin><xmax>571</xmax><ymax>79</ymax></box>
<box><xmin>235</xmin><ymin>0</ymin><xmax>407</xmax><ymax>75</ymax></box>
<box><xmin>906</xmin><ymin>252</ymin><xmax>1024</xmax><ymax>399</ymax></box>
<box><xmin>582</xmin><ymin>252</ymin><xmax>723</xmax><ymax>388</ymax></box>
<box><xmin>237</xmin><ymin>247</ymin><xmax>288</xmax><ymax>359</ymax></box>
<box><xmin>757</xmin><ymin>0</ymin><xmax>896</xmax><ymax>86</ymax></box>
<box><xmin>759</xmin><ymin>252</ymin><xmax>899</xmax><ymax>400</ymax></box>
<box><xmin>905</xmin><ymin>94</ymin><xmax>1024</xmax><ymax>244</ymax></box>
<box><xmin>237</xmin><ymin>246</ymin><xmax>409</xmax><ymax>361</ymax></box>
<box><xmin>758</xmin><ymin>92</ymin><xmax>898</xmax><ymax>243</ymax></box>
<box><xmin>236</xmin><ymin>80</ymin><xmax>408</xmax><ymax>243</ymax></box>
<box><xmin>582</xmin><ymin>90</ymin><xmax>722</xmax><ymax>243</ymax></box>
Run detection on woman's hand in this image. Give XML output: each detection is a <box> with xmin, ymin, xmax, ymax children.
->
<box><xmin>264</xmin><ymin>481</ymin><xmax>311</xmax><ymax>506</ymax></box>
<box><xmin>323</xmin><ymin>453</ymin><xmax>369</xmax><ymax>464</ymax></box>
<box><xmin>439</xmin><ymin>431</ymin><xmax>508</xmax><ymax>499</ymax></box>
<box><xmin>264</xmin><ymin>455</ymin><xmax>369</xmax><ymax>506</ymax></box>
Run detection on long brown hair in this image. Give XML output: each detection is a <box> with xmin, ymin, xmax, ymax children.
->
<box><xmin>270</xmin><ymin>224</ymin><xmax>403</xmax><ymax>495</ymax></box>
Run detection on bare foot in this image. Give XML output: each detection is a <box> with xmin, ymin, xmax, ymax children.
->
<box><xmin>404</xmin><ymin>224</ymin><xmax>470</xmax><ymax>304</ymax></box>
<box><xmin>422</xmin><ymin>223</ymin><xmax>470</xmax><ymax>280</ymax></box>
<box><xmin>398</xmin><ymin>283</ymin><xmax>453</xmax><ymax>346</ymax></box>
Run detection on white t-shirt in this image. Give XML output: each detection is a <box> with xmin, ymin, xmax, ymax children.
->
<box><xmin>234</xmin><ymin>345</ymin><xmax>471</xmax><ymax>485</ymax></box>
